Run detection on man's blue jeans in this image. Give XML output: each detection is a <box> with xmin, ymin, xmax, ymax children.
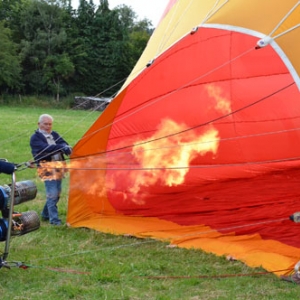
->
<box><xmin>42</xmin><ymin>179</ymin><xmax>62</xmax><ymax>225</ymax></box>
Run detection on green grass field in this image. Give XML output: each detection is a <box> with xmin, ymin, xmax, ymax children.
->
<box><xmin>0</xmin><ymin>105</ymin><xmax>299</xmax><ymax>299</ymax></box>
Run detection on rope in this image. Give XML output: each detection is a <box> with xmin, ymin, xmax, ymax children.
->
<box><xmin>1</xmin><ymin>217</ymin><xmax>296</xmax><ymax>279</ymax></box>
<box><xmin>50</xmin><ymin>81</ymin><xmax>294</xmax><ymax>164</ymax></box>
<box><xmin>26</xmin><ymin>239</ymin><xmax>156</xmax><ymax>263</ymax></box>
<box><xmin>61</xmin><ymin>156</ymin><xmax>300</xmax><ymax>171</ymax></box>
<box><xmin>154</xmin><ymin>0</ymin><xmax>182</xmax><ymax>56</ymax></box>
<box><xmin>140</xmin><ymin>268</ymin><xmax>293</xmax><ymax>280</ymax></box>
<box><xmin>17</xmin><ymin>264</ymin><xmax>294</xmax><ymax>280</ymax></box>
<box><xmin>3</xmin><ymin>2</ymin><xmax>299</xmax><ymax>172</ymax></box>
<box><xmin>201</xmin><ymin>0</ymin><xmax>229</xmax><ymax>25</ymax></box>
<box><xmin>5</xmin><ymin>32</ymin><xmax>297</xmax><ymax>169</ymax></box>
<box><xmin>5</xmin><ymin>260</ymin><xmax>293</xmax><ymax>281</ymax></box>
<box><xmin>273</xmin><ymin>23</ymin><xmax>300</xmax><ymax>40</ymax></box>
<box><xmin>4</xmin><ymin>216</ymin><xmax>291</xmax><ymax>268</ymax></box>
<box><xmin>18</xmin><ymin>92</ymin><xmax>300</xmax><ymax>171</ymax></box>
<box><xmin>16</xmin><ymin>79</ymin><xmax>297</xmax><ymax>173</ymax></box>
<box><xmin>76</xmin><ymin>47</ymin><xmax>256</xmax><ymax>145</ymax></box>
<box><xmin>269</xmin><ymin>1</ymin><xmax>300</xmax><ymax>38</ymax></box>
<box><xmin>68</xmin><ymin>122</ymin><xmax>300</xmax><ymax>159</ymax></box>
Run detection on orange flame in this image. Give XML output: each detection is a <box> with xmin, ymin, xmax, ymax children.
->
<box><xmin>206</xmin><ymin>84</ymin><xmax>231</xmax><ymax>114</ymax></box>
<box><xmin>129</xmin><ymin>118</ymin><xmax>219</xmax><ymax>195</ymax></box>
<box><xmin>68</xmin><ymin>119</ymin><xmax>220</xmax><ymax>205</ymax></box>
<box><xmin>38</xmin><ymin>161</ymin><xmax>68</xmax><ymax>181</ymax></box>
<box><xmin>67</xmin><ymin>119</ymin><xmax>220</xmax><ymax>205</ymax></box>
<box><xmin>68</xmin><ymin>156</ymin><xmax>113</xmax><ymax>199</ymax></box>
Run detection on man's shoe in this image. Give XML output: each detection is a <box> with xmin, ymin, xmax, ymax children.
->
<box><xmin>50</xmin><ymin>222</ymin><xmax>62</xmax><ymax>226</ymax></box>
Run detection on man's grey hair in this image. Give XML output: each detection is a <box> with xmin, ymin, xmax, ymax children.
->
<box><xmin>39</xmin><ymin>114</ymin><xmax>53</xmax><ymax>123</ymax></box>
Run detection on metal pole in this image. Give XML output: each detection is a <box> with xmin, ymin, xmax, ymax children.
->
<box><xmin>3</xmin><ymin>172</ymin><xmax>16</xmax><ymax>261</ymax></box>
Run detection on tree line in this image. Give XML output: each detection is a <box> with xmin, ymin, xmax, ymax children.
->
<box><xmin>0</xmin><ymin>0</ymin><xmax>153</xmax><ymax>101</ymax></box>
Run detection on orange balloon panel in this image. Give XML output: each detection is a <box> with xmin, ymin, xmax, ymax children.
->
<box><xmin>68</xmin><ymin>1</ymin><xmax>300</xmax><ymax>275</ymax></box>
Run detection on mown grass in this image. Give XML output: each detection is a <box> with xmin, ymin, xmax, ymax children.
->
<box><xmin>0</xmin><ymin>105</ymin><xmax>299</xmax><ymax>299</ymax></box>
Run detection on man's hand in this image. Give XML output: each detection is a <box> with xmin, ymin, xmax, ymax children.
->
<box><xmin>63</xmin><ymin>145</ymin><xmax>72</xmax><ymax>156</ymax></box>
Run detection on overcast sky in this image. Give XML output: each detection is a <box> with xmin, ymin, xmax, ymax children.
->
<box><xmin>71</xmin><ymin>0</ymin><xmax>170</xmax><ymax>27</ymax></box>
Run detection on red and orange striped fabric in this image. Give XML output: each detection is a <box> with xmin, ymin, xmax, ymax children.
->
<box><xmin>67</xmin><ymin>0</ymin><xmax>300</xmax><ymax>275</ymax></box>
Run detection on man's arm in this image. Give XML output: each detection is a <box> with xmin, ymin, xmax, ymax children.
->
<box><xmin>0</xmin><ymin>161</ymin><xmax>15</xmax><ymax>174</ymax></box>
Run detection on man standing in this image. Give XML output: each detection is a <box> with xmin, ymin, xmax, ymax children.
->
<box><xmin>30</xmin><ymin>114</ymin><xmax>72</xmax><ymax>225</ymax></box>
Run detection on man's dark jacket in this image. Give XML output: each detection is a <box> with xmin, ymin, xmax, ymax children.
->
<box><xmin>30</xmin><ymin>130</ymin><xmax>69</xmax><ymax>164</ymax></box>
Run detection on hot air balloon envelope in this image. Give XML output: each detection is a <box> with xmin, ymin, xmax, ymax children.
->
<box><xmin>67</xmin><ymin>0</ymin><xmax>300</xmax><ymax>275</ymax></box>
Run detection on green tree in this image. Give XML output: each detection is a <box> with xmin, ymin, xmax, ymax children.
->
<box><xmin>88</xmin><ymin>1</ymin><xmax>133</xmax><ymax>95</ymax></box>
<box><xmin>19</xmin><ymin>0</ymin><xmax>74</xmax><ymax>97</ymax></box>
<box><xmin>129</xmin><ymin>19</ymin><xmax>153</xmax><ymax>66</ymax></box>
<box><xmin>73</xmin><ymin>1</ymin><xmax>152</xmax><ymax>96</ymax></box>
<box><xmin>43</xmin><ymin>53</ymin><xmax>75</xmax><ymax>101</ymax></box>
<box><xmin>0</xmin><ymin>21</ymin><xmax>21</xmax><ymax>93</ymax></box>
<box><xmin>0</xmin><ymin>0</ymin><xmax>23</xmax><ymax>23</ymax></box>
<box><xmin>66</xmin><ymin>0</ymin><xmax>96</xmax><ymax>94</ymax></box>
<box><xmin>0</xmin><ymin>0</ymin><xmax>153</xmax><ymax>99</ymax></box>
